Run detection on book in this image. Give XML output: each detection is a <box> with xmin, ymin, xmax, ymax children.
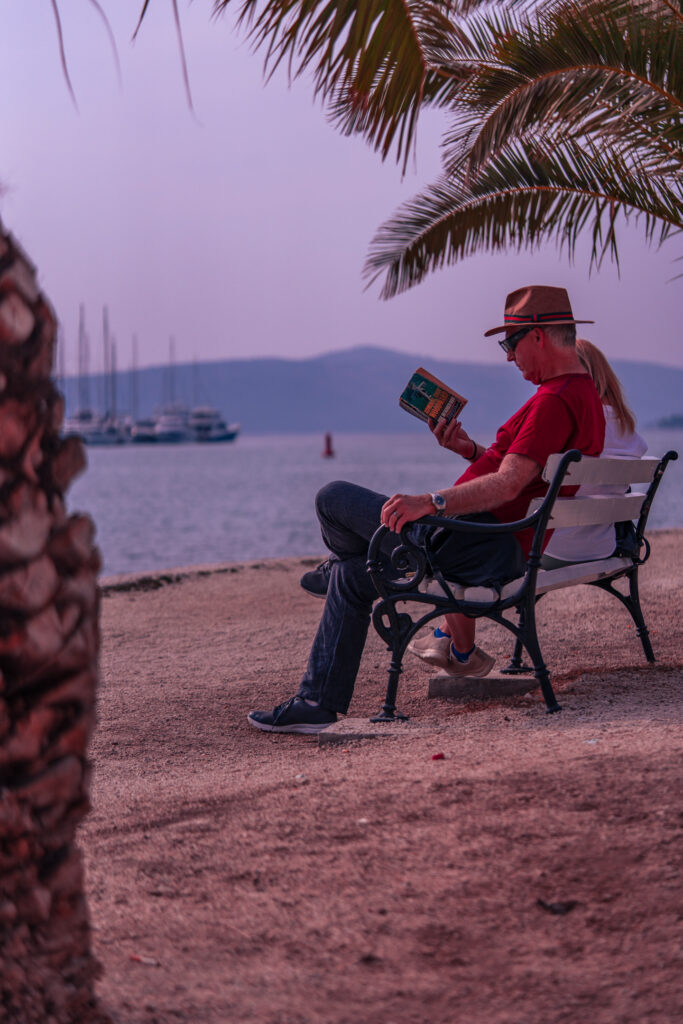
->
<box><xmin>399</xmin><ymin>367</ymin><xmax>467</xmax><ymax>425</ymax></box>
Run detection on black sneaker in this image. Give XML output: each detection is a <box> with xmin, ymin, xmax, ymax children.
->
<box><xmin>300</xmin><ymin>559</ymin><xmax>334</xmax><ymax>598</ymax></box>
<box><xmin>247</xmin><ymin>696</ymin><xmax>337</xmax><ymax>734</ymax></box>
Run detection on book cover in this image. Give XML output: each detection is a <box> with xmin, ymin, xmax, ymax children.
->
<box><xmin>400</xmin><ymin>367</ymin><xmax>467</xmax><ymax>425</ymax></box>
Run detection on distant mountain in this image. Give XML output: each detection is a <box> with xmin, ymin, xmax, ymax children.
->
<box><xmin>59</xmin><ymin>345</ymin><xmax>683</xmax><ymax>437</ymax></box>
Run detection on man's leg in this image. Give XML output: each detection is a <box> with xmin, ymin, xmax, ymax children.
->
<box><xmin>316</xmin><ymin>480</ymin><xmax>393</xmax><ymax>558</ymax></box>
<box><xmin>296</xmin><ymin>552</ymin><xmax>380</xmax><ymax>714</ymax></box>
<box><xmin>248</xmin><ymin>481</ymin><xmax>394</xmax><ymax>732</ymax></box>
<box><xmin>300</xmin><ymin>480</ymin><xmax>394</xmax><ymax>596</ymax></box>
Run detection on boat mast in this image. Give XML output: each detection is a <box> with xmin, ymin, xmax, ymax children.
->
<box><xmin>130</xmin><ymin>334</ymin><xmax>139</xmax><ymax>423</ymax></box>
<box><xmin>56</xmin><ymin>324</ymin><xmax>65</xmax><ymax>395</ymax></box>
<box><xmin>111</xmin><ymin>335</ymin><xmax>117</xmax><ymax>422</ymax></box>
<box><xmin>169</xmin><ymin>336</ymin><xmax>176</xmax><ymax>405</ymax></box>
<box><xmin>78</xmin><ymin>304</ymin><xmax>90</xmax><ymax>414</ymax></box>
<box><xmin>102</xmin><ymin>306</ymin><xmax>110</xmax><ymax>418</ymax></box>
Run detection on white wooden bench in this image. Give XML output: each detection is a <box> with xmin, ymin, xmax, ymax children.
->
<box><xmin>366</xmin><ymin>448</ymin><xmax>678</xmax><ymax>720</ymax></box>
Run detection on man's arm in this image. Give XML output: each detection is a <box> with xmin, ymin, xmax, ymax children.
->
<box><xmin>380</xmin><ymin>453</ymin><xmax>540</xmax><ymax>533</ymax></box>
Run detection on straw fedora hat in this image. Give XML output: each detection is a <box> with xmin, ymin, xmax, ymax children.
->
<box><xmin>484</xmin><ymin>285</ymin><xmax>594</xmax><ymax>337</ymax></box>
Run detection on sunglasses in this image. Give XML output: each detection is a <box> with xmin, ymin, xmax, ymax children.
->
<box><xmin>499</xmin><ymin>326</ymin><xmax>533</xmax><ymax>354</ymax></box>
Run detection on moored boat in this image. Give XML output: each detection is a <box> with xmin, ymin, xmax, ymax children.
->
<box><xmin>154</xmin><ymin>405</ymin><xmax>190</xmax><ymax>443</ymax></box>
<box><xmin>188</xmin><ymin>407</ymin><xmax>240</xmax><ymax>443</ymax></box>
<box><xmin>63</xmin><ymin>409</ymin><xmax>126</xmax><ymax>445</ymax></box>
<box><xmin>130</xmin><ymin>418</ymin><xmax>158</xmax><ymax>443</ymax></box>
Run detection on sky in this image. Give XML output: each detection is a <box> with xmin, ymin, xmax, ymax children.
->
<box><xmin>0</xmin><ymin>0</ymin><xmax>680</xmax><ymax>377</ymax></box>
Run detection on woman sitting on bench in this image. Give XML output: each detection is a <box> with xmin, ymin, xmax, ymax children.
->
<box><xmin>540</xmin><ymin>339</ymin><xmax>647</xmax><ymax>566</ymax></box>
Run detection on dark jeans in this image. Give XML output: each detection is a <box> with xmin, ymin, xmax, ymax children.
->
<box><xmin>297</xmin><ymin>481</ymin><xmax>525</xmax><ymax>714</ymax></box>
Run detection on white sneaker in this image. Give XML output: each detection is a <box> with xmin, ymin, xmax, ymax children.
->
<box><xmin>441</xmin><ymin>646</ymin><xmax>495</xmax><ymax>678</ymax></box>
<box><xmin>407</xmin><ymin>630</ymin><xmax>452</xmax><ymax>670</ymax></box>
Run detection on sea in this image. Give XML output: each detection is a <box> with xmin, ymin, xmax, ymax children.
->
<box><xmin>68</xmin><ymin>431</ymin><xmax>683</xmax><ymax>578</ymax></box>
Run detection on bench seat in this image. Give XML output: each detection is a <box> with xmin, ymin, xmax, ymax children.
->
<box><xmin>419</xmin><ymin>554</ymin><xmax>633</xmax><ymax>605</ymax></box>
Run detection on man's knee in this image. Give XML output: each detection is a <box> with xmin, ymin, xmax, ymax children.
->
<box><xmin>315</xmin><ymin>480</ymin><xmax>352</xmax><ymax>520</ymax></box>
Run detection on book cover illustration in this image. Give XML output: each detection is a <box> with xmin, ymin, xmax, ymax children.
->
<box><xmin>400</xmin><ymin>367</ymin><xmax>467</xmax><ymax>425</ymax></box>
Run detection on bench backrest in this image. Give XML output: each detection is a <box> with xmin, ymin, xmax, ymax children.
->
<box><xmin>528</xmin><ymin>492</ymin><xmax>646</xmax><ymax>528</ymax></box>
<box><xmin>527</xmin><ymin>455</ymin><xmax>661</xmax><ymax>528</ymax></box>
<box><xmin>542</xmin><ymin>454</ymin><xmax>661</xmax><ymax>486</ymax></box>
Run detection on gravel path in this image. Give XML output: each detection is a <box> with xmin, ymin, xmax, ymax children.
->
<box><xmin>82</xmin><ymin>531</ymin><xmax>682</xmax><ymax>1024</ymax></box>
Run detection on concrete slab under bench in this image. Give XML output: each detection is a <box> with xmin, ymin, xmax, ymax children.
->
<box><xmin>428</xmin><ymin>673</ymin><xmax>539</xmax><ymax>700</ymax></box>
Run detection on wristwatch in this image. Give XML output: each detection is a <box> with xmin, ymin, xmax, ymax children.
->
<box><xmin>430</xmin><ymin>492</ymin><xmax>447</xmax><ymax>514</ymax></box>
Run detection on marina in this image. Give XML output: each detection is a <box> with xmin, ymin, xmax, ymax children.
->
<box><xmin>62</xmin><ymin>308</ymin><xmax>240</xmax><ymax>446</ymax></box>
<box><xmin>63</xmin><ymin>405</ymin><xmax>241</xmax><ymax>445</ymax></box>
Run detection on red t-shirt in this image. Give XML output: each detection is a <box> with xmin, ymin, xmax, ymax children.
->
<box><xmin>456</xmin><ymin>373</ymin><xmax>605</xmax><ymax>556</ymax></box>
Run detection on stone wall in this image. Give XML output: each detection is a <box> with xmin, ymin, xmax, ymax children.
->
<box><xmin>0</xmin><ymin>227</ymin><xmax>105</xmax><ymax>1023</ymax></box>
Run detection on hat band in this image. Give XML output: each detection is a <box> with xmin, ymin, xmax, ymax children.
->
<box><xmin>504</xmin><ymin>310</ymin><xmax>573</xmax><ymax>324</ymax></box>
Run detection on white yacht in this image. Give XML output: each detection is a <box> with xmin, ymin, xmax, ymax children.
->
<box><xmin>63</xmin><ymin>409</ymin><xmax>126</xmax><ymax>445</ymax></box>
<box><xmin>154</xmin><ymin>404</ymin><xmax>190</xmax><ymax>443</ymax></box>
<box><xmin>188</xmin><ymin>407</ymin><xmax>240</xmax><ymax>443</ymax></box>
<box><xmin>130</xmin><ymin>418</ymin><xmax>158</xmax><ymax>443</ymax></box>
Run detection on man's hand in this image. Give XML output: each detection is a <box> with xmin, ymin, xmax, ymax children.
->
<box><xmin>381</xmin><ymin>493</ymin><xmax>434</xmax><ymax>533</ymax></box>
<box><xmin>430</xmin><ymin>416</ymin><xmax>475</xmax><ymax>458</ymax></box>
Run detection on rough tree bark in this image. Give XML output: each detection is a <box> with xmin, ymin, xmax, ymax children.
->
<box><xmin>0</xmin><ymin>223</ymin><xmax>105</xmax><ymax>1023</ymax></box>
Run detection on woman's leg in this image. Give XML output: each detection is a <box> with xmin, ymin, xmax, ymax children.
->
<box><xmin>443</xmin><ymin>612</ymin><xmax>476</xmax><ymax>653</ymax></box>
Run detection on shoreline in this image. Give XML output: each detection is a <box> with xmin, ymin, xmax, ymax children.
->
<box><xmin>98</xmin><ymin>553</ymin><xmax>326</xmax><ymax>594</ymax></box>
<box><xmin>98</xmin><ymin>525</ymin><xmax>682</xmax><ymax>593</ymax></box>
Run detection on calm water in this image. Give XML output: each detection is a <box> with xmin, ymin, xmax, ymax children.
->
<box><xmin>68</xmin><ymin>431</ymin><xmax>682</xmax><ymax>577</ymax></box>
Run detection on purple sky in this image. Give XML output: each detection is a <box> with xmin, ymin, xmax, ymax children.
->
<box><xmin>0</xmin><ymin>1</ymin><xmax>680</xmax><ymax>375</ymax></box>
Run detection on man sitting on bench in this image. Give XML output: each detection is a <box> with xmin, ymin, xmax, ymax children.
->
<box><xmin>248</xmin><ymin>285</ymin><xmax>606</xmax><ymax>734</ymax></box>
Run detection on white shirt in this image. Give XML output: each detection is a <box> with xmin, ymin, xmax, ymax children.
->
<box><xmin>543</xmin><ymin>405</ymin><xmax>648</xmax><ymax>562</ymax></box>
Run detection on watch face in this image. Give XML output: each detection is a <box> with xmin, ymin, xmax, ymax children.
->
<box><xmin>432</xmin><ymin>492</ymin><xmax>446</xmax><ymax>511</ymax></box>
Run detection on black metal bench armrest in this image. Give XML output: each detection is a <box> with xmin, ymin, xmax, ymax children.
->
<box><xmin>367</xmin><ymin>448</ymin><xmax>583</xmax><ymax>596</ymax></box>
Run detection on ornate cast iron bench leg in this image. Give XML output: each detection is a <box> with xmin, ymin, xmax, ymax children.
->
<box><xmin>628</xmin><ymin>568</ymin><xmax>655</xmax><ymax>663</ymax></box>
<box><xmin>370</xmin><ymin>604</ymin><xmax>413</xmax><ymax>722</ymax></box>
<box><xmin>501</xmin><ymin>604</ymin><xmax>533</xmax><ymax>675</ymax></box>
<box><xmin>371</xmin><ymin>654</ymin><xmax>409</xmax><ymax>723</ymax></box>
<box><xmin>591</xmin><ymin>566</ymin><xmax>655</xmax><ymax>664</ymax></box>
<box><xmin>519</xmin><ymin>595</ymin><xmax>561</xmax><ymax>713</ymax></box>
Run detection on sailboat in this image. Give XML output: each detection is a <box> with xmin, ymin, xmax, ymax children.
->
<box><xmin>63</xmin><ymin>305</ymin><xmax>126</xmax><ymax>445</ymax></box>
<box><xmin>153</xmin><ymin>337</ymin><xmax>190</xmax><ymax>442</ymax></box>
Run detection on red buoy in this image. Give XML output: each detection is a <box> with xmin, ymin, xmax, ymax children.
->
<box><xmin>322</xmin><ymin>432</ymin><xmax>335</xmax><ymax>458</ymax></box>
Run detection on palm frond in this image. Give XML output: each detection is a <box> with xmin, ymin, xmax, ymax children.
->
<box><xmin>87</xmin><ymin>0</ymin><xmax>122</xmax><ymax>85</ymax></box>
<box><xmin>365</xmin><ymin>139</ymin><xmax>683</xmax><ymax>297</ymax></box>
<box><xmin>133</xmin><ymin>0</ymin><xmax>152</xmax><ymax>40</ymax></box>
<box><xmin>213</xmin><ymin>0</ymin><xmax>484</xmax><ymax>167</ymax></box>
<box><xmin>126</xmin><ymin>0</ymin><xmax>683</xmax><ymax>287</ymax></box>
<box><xmin>49</xmin><ymin>0</ymin><xmax>78</xmax><ymax>108</ymax></box>
<box><xmin>439</xmin><ymin>0</ymin><xmax>683</xmax><ymax>176</ymax></box>
<box><xmin>171</xmin><ymin>0</ymin><xmax>195</xmax><ymax>111</ymax></box>
<box><xmin>133</xmin><ymin>0</ymin><xmax>194</xmax><ymax>109</ymax></box>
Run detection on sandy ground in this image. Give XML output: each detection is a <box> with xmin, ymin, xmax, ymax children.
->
<box><xmin>81</xmin><ymin>531</ymin><xmax>682</xmax><ymax>1024</ymax></box>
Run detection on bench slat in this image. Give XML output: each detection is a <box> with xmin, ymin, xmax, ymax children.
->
<box><xmin>417</xmin><ymin>556</ymin><xmax>633</xmax><ymax>605</ymax></box>
<box><xmin>528</xmin><ymin>492</ymin><xmax>646</xmax><ymax>527</ymax></box>
<box><xmin>542</xmin><ymin>454</ymin><xmax>659</xmax><ymax>485</ymax></box>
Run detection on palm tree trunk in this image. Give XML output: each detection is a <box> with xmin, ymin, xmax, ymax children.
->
<box><xmin>0</xmin><ymin>222</ymin><xmax>106</xmax><ymax>1023</ymax></box>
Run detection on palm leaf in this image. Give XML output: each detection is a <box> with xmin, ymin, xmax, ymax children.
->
<box><xmin>213</xmin><ymin>0</ymin><xmax>469</xmax><ymax>168</ymax></box>
<box><xmin>439</xmin><ymin>0</ymin><xmax>683</xmax><ymax>176</ymax></box>
<box><xmin>130</xmin><ymin>0</ymin><xmax>682</xmax><ymax>285</ymax></box>
<box><xmin>365</xmin><ymin>138</ymin><xmax>683</xmax><ymax>297</ymax></box>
